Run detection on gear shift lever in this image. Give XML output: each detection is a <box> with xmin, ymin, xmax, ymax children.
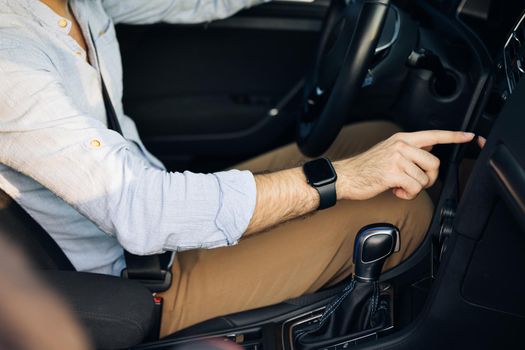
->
<box><xmin>295</xmin><ymin>224</ymin><xmax>400</xmax><ymax>349</ymax></box>
<box><xmin>294</xmin><ymin>223</ymin><xmax>399</xmax><ymax>350</ymax></box>
<box><xmin>353</xmin><ymin>223</ymin><xmax>400</xmax><ymax>282</ymax></box>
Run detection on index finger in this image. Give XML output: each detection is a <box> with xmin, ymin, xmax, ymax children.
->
<box><xmin>399</xmin><ymin>130</ymin><xmax>475</xmax><ymax>148</ymax></box>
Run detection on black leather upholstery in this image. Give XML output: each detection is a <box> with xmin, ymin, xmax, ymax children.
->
<box><xmin>0</xmin><ymin>189</ymin><xmax>156</xmax><ymax>348</ymax></box>
<box><xmin>42</xmin><ymin>271</ymin><xmax>155</xmax><ymax>349</ymax></box>
<box><xmin>0</xmin><ymin>189</ymin><xmax>74</xmax><ymax>270</ymax></box>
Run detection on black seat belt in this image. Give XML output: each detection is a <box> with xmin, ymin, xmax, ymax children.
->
<box><xmin>100</xmin><ymin>81</ymin><xmax>122</xmax><ymax>135</ymax></box>
<box><xmin>91</xmin><ymin>28</ymin><xmax>171</xmax><ymax>292</ymax></box>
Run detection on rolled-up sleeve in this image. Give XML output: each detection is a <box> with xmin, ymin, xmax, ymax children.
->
<box><xmin>102</xmin><ymin>0</ymin><xmax>270</xmax><ymax>25</ymax></box>
<box><xmin>0</xmin><ymin>42</ymin><xmax>256</xmax><ymax>255</ymax></box>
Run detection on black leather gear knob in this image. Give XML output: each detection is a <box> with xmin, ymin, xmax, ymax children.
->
<box><xmin>353</xmin><ymin>223</ymin><xmax>400</xmax><ymax>282</ymax></box>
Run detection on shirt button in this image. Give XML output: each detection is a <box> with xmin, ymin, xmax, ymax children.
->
<box><xmin>90</xmin><ymin>139</ymin><xmax>102</xmax><ymax>148</ymax></box>
<box><xmin>58</xmin><ymin>18</ymin><xmax>68</xmax><ymax>28</ymax></box>
<box><xmin>75</xmin><ymin>51</ymin><xmax>82</xmax><ymax>56</ymax></box>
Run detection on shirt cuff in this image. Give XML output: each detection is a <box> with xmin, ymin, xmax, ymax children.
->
<box><xmin>213</xmin><ymin>169</ymin><xmax>256</xmax><ymax>245</ymax></box>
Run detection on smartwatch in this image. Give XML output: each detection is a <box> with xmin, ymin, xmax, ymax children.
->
<box><xmin>302</xmin><ymin>158</ymin><xmax>337</xmax><ymax>210</ymax></box>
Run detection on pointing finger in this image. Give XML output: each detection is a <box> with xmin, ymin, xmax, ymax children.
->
<box><xmin>398</xmin><ymin>130</ymin><xmax>475</xmax><ymax>148</ymax></box>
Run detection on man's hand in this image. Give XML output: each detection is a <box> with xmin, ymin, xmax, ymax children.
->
<box><xmin>334</xmin><ymin>131</ymin><xmax>475</xmax><ymax>201</ymax></box>
<box><xmin>478</xmin><ymin>136</ymin><xmax>487</xmax><ymax>148</ymax></box>
<box><xmin>245</xmin><ymin>130</ymin><xmax>474</xmax><ymax>235</ymax></box>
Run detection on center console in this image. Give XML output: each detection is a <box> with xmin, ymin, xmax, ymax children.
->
<box><xmin>134</xmin><ymin>224</ymin><xmax>402</xmax><ymax>350</ymax></box>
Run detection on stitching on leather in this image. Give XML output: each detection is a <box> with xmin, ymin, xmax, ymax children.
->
<box><xmin>317</xmin><ymin>279</ymin><xmax>356</xmax><ymax>327</ymax></box>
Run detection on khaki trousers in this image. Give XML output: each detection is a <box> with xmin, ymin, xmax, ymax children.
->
<box><xmin>159</xmin><ymin>121</ymin><xmax>434</xmax><ymax>336</ymax></box>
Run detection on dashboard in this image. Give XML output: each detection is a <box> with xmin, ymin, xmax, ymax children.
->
<box><xmin>455</xmin><ymin>0</ymin><xmax>525</xmax><ymax>134</ymax></box>
<box><xmin>457</xmin><ymin>0</ymin><xmax>525</xmax><ymax>55</ymax></box>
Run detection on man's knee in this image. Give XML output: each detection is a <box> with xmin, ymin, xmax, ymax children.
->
<box><xmin>341</xmin><ymin>120</ymin><xmax>401</xmax><ymax>139</ymax></box>
<box><xmin>329</xmin><ymin>121</ymin><xmax>403</xmax><ymax>160</ymax></box>
<box><xmin>331</xmin><ymin>190</ymin><xmax>432</xmax><ymax>252</ymax></box>
<box><xmin>379</xmin><ymin>190</ymin><xmax>434</xmax><ymax>270</ymax></box>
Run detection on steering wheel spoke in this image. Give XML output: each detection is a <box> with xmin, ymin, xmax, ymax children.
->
<box><xmin>297</xmin><ymin>0</ymin><xmax>391</xmax><ymax>157</ymax></box>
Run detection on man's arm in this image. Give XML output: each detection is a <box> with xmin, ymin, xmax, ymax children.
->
<box><xmin>101</xmin><ymin>0</ymin><xmax>269</xmax><ymax>25</ymax></box>
<box><xmin>0</xmin><ymin>41</ymin><xmax>256</xmax><ymax>255</ymax></box>
<box><xmin>0</xmin><ymin>41</ymin><xmax>474</xmax><ymax>254</ymax></box>
<box><xmin>245</xmin><ymin>130</ymin><xmax>474</xmax><ymax>235</ymax></box>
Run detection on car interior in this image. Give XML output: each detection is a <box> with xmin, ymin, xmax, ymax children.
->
<box><xmin>1</xmin><ymin>0</ymin><xmax>525</xmax><ymax>349</ymax></box>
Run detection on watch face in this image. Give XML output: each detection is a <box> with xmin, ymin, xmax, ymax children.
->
<box><xmin>303</xmin><ymin>158</ymin><xmax>337</xmax><ymax>187</ymax></box>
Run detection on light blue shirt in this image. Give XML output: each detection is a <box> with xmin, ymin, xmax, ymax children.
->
<box><xmin>0</xmin><ymin>0</ymin><xmax>265</xmax><ymax>276</ymax></box>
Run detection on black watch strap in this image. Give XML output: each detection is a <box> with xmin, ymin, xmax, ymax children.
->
<box><xmin>316</xmin><ymin>181</ymin><xmax>337</xmax><ymax>210</ymax></box>
<box><xmin>303</xmin><ymin>158</ymin><xmax>338</xmax><ymax>211</ymax></box>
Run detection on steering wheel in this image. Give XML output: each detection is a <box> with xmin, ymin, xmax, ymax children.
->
<box><xmin>297</xmin><ymin>0</ymin><xmax>391</xmax><ymax>157</ymax></box>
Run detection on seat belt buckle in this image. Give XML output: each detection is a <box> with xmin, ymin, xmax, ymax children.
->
<box><xmin>121</xmin><ymin>269</ymin><xmax>172</xmax><ymax>293</ymax></box>
<box><xmin>145</xmin><ymin>295</ymin><xmax>164</xmax><ymax>342</ymax></box>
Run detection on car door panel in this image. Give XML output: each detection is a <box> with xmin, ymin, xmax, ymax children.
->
<box><xmin>117</xmin><ymin>1</ymin><xmax>329</xmax><ymax>171</ymax></box>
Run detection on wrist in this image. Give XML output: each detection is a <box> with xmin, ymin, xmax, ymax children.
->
<box><xmin>333</xmin><ymin>159</ymin><xmax>355</xmax><ymax>201</ymax></box>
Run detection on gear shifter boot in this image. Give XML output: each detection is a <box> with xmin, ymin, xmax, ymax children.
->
<box><xmin>294</xmin><ymin>224</ymin><xmax>400</xmax><ymax>350</ymax></box>
<box><xmin>294</xmin><ymin>278</ymin><xmax>386</xmax><ymax>350</ymax></box>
